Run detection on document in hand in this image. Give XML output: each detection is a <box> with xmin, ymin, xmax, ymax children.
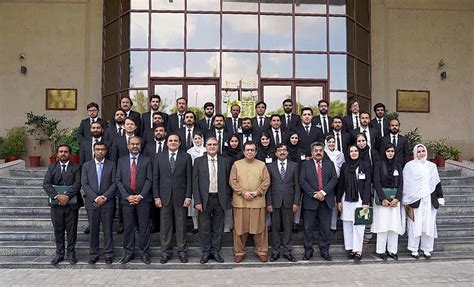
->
<box><xmin>354</xmin><ymin>207</ymin><xmax>373</xmax><ymax>225</ymax></box>
<box><xmin>48</xmin><ymin>185</ymin><xmax>77</xmax><ymax>206</ymax></box>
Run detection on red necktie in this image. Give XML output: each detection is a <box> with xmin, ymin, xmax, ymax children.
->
<box><xmin>130</xmin><ymin>157</ymin><xmax>137</xmax><ymax>192</ymax></box>
<box><xmin>317</xmin><ymin>161</ymin><xmax>323</xmax><ymax>191</ymax></box>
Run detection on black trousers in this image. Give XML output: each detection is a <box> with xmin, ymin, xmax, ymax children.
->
<box><xmin>160</xmin><ymin>197</ymin><xmax>187</xmax><ymax>256</ymax></box>
<box><xmin>303</xmin><ymin>203</ymin><xmax>332</xmax><ymax>253</ymax></box>
<box><xmin>271</xmin><ymin>207</ymin><xmax>294</xmax><ymax>256</ymax></box>
<box><xmin>50</xmin><ymin>205</ymin><xmax>79</xmax><ymax>257</ymax></box>
<box><xmin>122</xmin><ymin>202</ymin><xmax>151</xmax><ymax>257</ymax></box>
<box><xmin>198</xmin><ymin>194</ymin><xmax>225</xmax><ymax>255</ymax></box>
<box><xmin>86</xmin><ymin>207</ymin><xmax>115</xmax><ymax>260</ymax></box>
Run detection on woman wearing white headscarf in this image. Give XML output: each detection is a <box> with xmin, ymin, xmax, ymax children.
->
<box><xmin>325</xmin><ymin>135</ymin><xmax>345</xmax><ymax>231</ymax></box>
<box><xmin>187</xmin><ymin>131</ymin><xmax>206</xmax><ymax>234</ymax></box>
<box><xmin>403</xmin><ymin>143</ymin><xmax>445</xmax><ymax>259</ymax></box>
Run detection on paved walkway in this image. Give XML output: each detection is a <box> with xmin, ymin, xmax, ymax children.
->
<box><xmin>0</xmin><ymin>260</ymin><xmax>473</xmax><ymax>286</ymax></box>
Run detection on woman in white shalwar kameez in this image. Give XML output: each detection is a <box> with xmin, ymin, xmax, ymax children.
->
<box><xmin>324</xmin><ymin>135</ymin><xmax>345</xmax><ymax>231</ymax></box>
<box><xmin>403</xmin><ymin>144</ymin><xmax>445</xmax><ymax>259</ymax></box>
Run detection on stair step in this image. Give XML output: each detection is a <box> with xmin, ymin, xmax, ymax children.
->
<box><xmin>440</xmin><ymin>176</ymin><xmax>474</xmax><ymax>186</ymax></box>
<box><xmin>0</xmin><ymin>186</ymin><xmax>46</xmax><ymax>196</ymax></box>
<box><xmin>438</xmin><ymin>168</ymin><xmax>462</xmax><ymax>177</ymax></box>
<box><xmin>9</xmin><ymin>168</ymin><xmax>47</xmax><ymax>178</ymax></box>
<box><xmin>0</xmin><ymin>177</ymin><xmax>43</xmax><ymax>186</ymax></box>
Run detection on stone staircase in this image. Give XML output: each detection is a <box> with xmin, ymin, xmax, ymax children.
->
<box><xmin>0</xmin><ymin>165</ymin><xmax>473</xmax><ymax>269</ymax></box>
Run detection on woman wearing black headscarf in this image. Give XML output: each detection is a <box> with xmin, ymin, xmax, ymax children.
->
<box><xmin>355</xmin><ymin>133</ymin><xmax>380</xmax><ymax>168</ymax></box>
<box><xmin>256</xmin><ymin>131</ymin><xmax>276</xmax><ymax>163</ymax></box>
<box><xmin>223</xmin><ymin>133</ymin><xmax>243</xmax><ymax>165</ymax></box>
<box><xmin>287</xmin><ymin>131</ymin><xmax>306</xmax><ymax>166</ymax></box>
<box><xmin>337</xmin><ymin>145</ymin><xmax>371</xmax><ymax>262</ymax></box>
<box><xmin>371</xmin><ymin>143</ymin><xmax>403</xmax><ymax>260</ymax></box>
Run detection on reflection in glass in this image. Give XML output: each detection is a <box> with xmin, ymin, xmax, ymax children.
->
<box><xmin>261</xmin><ymin>53</ymin><xmax>292</xmax><ymax>78</ymax></box>
<box><xmin>356</xmin><ymin>25</ymin><xmax>369</xmax><ymax>62</ymax></box>
<box><xmin>187</xmin><ymin>0</ymin><xmax>220</xmax><ymax>11</ymax></box>
<box><xmin>295</xmin><ymin>86</ymin><xmax>323</xmax><ymax>114</ymax></box>
<box><xmin>295</xmin><ymin>0</ymin><xmax>326</xmax><ymax>14</ymax></box>
<box><xmin>188</xmin><ymin>85</ymin><xmax>217</xmax><ymax>119</ymax></box>
<box><xmin>261</xmin><ymin>16</ymin><xmax>292</xmax><ymax>51</ymax></box>
<box><xmin>105</xmin><ymin>1</ymin><xmax>119</xmax><ymax>22</ymax></box>
<box><xmin>329</xmin><ymin>17</ymin><xmax>348</xmax><ymax>51</ymax></box>
<box><xmin>105</xmin><ymin>20</ymin><xmax>120</xmax><ymax>58</ymax></box>
<box><xmin>296</xmin><ymin>54</ymin><xmax>327</xmax><ymax>78</ymax></box>
<box><xmin>260</xmin><ymin>0</ymin><xmax>292</xmax><ymax>13</ymax></box>
<box><xmin>187</xmin><ymin>14</ymin><xmax>220</xmax><ymax>49</ymax></box>
<box><xmin>356</xmin><ymin>60</ymin><xmax>370</xmax><ymax>96</ymax></box>
<box><xmin>222</xmin><ymin>0</ymin><xmax>257</xmax><ymax>11</ymax></box>
<box><xmin>151</xmin><ymin>52</ymin><xmax>184</xmax><ymax>77</ymax></box>
<box><xmin>128</xmin><ymin>52</ymin><xmax>148</xmax><ymax>88</ymax></box>
<box><xmin>221</xmin><ymin>90</ymin><xmax>238</xmax><ymax>118</ymax></box>
<box><xmin>126</xmin><ymin>0</ymin><xmax>148</xmax><ymax>10</ymax></box>
<box><xmin>222</xmin><ymin>14</ymin><xmax>258</xmax><ymax>49</ymax></box>
<box><xmin>355</xmin><ymin>0</ymin><xmax>369</xmax><ymax>27</ymax></box>
<box><xmin>122</xmin><ymin>13</ymin><xmax>149</xmax><ymax>49</ymax></box>
<box><xmin>154</xmin><ymin>85</ymin><xmax>183</xmax><ymax>114</ymax></box>
<box><xmin>152</xmin><ymin>0</ymin><xmax>184</xmax><ymax>10</ymax></box>
<box><xmin>151</xmin><ymin>13</ymin><xmax>184</xmax><ymax>48</ymax></box>
<box><xmin>129</xmin><ymin>90</ymin><xmax>149</xmax><ymax>114</ymax></box>
<box><xmin>357</xmin><ymin>96</ymin><xmax>371</xmax><ymax>114</ymax></box>
<box><xmin>222</xmin><ymin>53</ymin><xmax>258</xmax><ymax>88</ymax></box>
<box><xmin>330</xmin><ymin>54</ymin><xmax>351</xmax><ymax>90</ymax></box>
<box><xmin>295</xmin><ymin>17</ymin><xmax>326</xmax><ymax>51</ymax></box>
<box><xmin>263</xmin><ymin>86</ymin><xmax>291</xmax><ymax>115</ymax></box>
<box><xmin>187</xmin><ymin>52</ymin><xmax>220</xmax><ymax>77</ymax></box>
<box><xmin>329</xmin><ymin>92</ymin><xmax>348</xmax><ymax>116</ymax></box>
<box><xmin>329</xmin><ymin>0</ymin><xmax>354</xmax><ymax>16</ymax></box>
<box><xmin>104</xmin><ymin>57</ymin><xmax>119</xmax><ymax>94</ymax></box>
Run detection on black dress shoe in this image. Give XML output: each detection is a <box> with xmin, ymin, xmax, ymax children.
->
<box><xmin>387</xmin><ymin>252</ymin><xmax>398</xmax><ymax>260</ymax></box>
<box><xmin>105</xmin><ymin>258</ymin><xmax>113</xmax><ymax>264</ymax></box>
<box><xmin>283</xmin><ymin>254</ymin><xmax>297</xmax><ymax>262</ymax></box>
<box><xmin>84</xmin><ymin>226</ymin><xmax>90</xmax><ymax>234</ymax></box>
<box><xmin>117</xmin><ymin>225</ymin><xmax>124</xmax><ymax>234</ymax></box>
<box><xmin>120</xmin><ymin>255</ymin><xmax>134</xmax><ymax>264</ymax></box>
<box><xmin>160</xmin><ymin>255</ymin><xmax>171</xmax><ymax>264</ymax></box>
<box><xmin>88</xmin><ymin>257</ymin><xmax>99</xmax><ymax>264</ymax></box>
<box><xmin>69</xmin><ymin>256</ymin><xmax>78</xmax><ymax>265</ymax></box>
<box><xmin>354</xmin><ymin>254</ymin><xmax>362</xmax><ymax>263</ymax></box>
<box><xmin>269</xmin><ymin>253</ymin><xmax>280</xmax><ymax>262</ymax></box>
<box><xmin>321</xmin><ymin>253</ymin><xmax>332</xmax><ymax>261</ymax></box>
<box><xmin>200</xmin><ymin>254</ymin><xmax>210</xmax><ymax>264</ymax></box>
<box><xmin>179</xmin><ymin>254</ymin><xmax>188</xmax><ymax>263</ymax></box>
<box><xmin>142</xmin><ymin>255</ymin><xmax>151</xmax><ymax>264</ymax></box>
<box><xmin>212</xmin><ymin>253</ymin><xmax>224</xmax><ymax>263</ymax></box>
<box><xmin>192</xmin><ymin>228</ymin><xmax>199</xmax><ymax>234</ymax></box>
<box><xmin>379</xmin><ymin>253</ymin><xmax>388</xmax><ymax>261</ymax></box>
<box><xmin>347</xmin><ymin>251</ymin><xmax>355</xmax><ymax>260</ymax></box>
<box><xmin>302</xmin><ymin>252</ymin><xmax>313</xmax><ymax>261</ymax></box>
<box><xmin>51</xmin><ymin>255</ymin><xmax>64</xmax><ymax>265</ymax></box>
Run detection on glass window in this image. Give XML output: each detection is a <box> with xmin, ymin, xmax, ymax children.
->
<box><xmin>221</xmin><ymin>90</ymin><xmax>258</xmax><ymax>118</ymax></box>
<box><xmin>151</xmin><ymin>52</ymin><xmax>184</xmax><ymax>77</ymax></box>
<box><xmin>187</xmin><ymin>0</ymin><xmax>220</xmax><ymax>11</ymax></box>
<box><xmin>295</xmin><ymin>16</ymin><xmax>327</xmax><ymax>51</ymax></box>
<box><xmin>260</xmin><ymin>16</ymin><xmax>292</xmax><ymax>51</ymax></box>
<box><xmin>329</xmin><ymin>16</ymin><xmax>353</xmax><ymax>52</ymax></box>
<box><xmin>222</xmin><ymin>0</ymin><xmax>257</xmax><ymax>11</ymax></box>
<box><xmin>186</xmin><ymin>52</ymin><xmax>220</xmax><ymax>77</ymax></box>
<box><xmin>222</xmin><ymin>52</ymin><xmax>258</xmax><ymax>88</ymax></box>
<box><xmin>152</xmin><ymin>0</ymin><xmax>184</xmax><ymax>10</ymax></box>
<box><xmin>330</xmin><ymin>54</ymin><xmax>355</xmax><ymax>90</ymax></box>
<box><xmin>329</xmin><ymin>92</ymin><xmax>349</xmax><ymax>116</ymax></box>
<box><xmin>356</xmin><ymin>60</ymin><xmax>370</xmax><ymax>97</ymax></box>
<box><xmin>122</xmin><ymin>0</ymin><xmax>149</xmax><ymax>11</ymax></box>
<box><xmin>122</xmin><ymin>13</ymin><xmax>149</xmax><ymax>49</ymax></box>
<box><xmin>295</xmin><ymin>0</ymin><xmax>327</xmax><ymax>14</ymax></box>
<box><xmin>129</xmin><ymin>90</ymin><xmax>149</xmax><ymax>114</ymax></box>
<box><xmin>329</xmin><ymin>0</ymin><xmax>354</xmax><ymax>17</ymax></box>
<box><xmin>260</xmin><ymin>0</ymin><xmax>292</xmax><ymax>13</ymax></box>
<box><xmin>221</xmin><ymin>90</ymin><xmax>239</xmax><ymax>118</ymax></box>
<box><xmin>104</xmin><ymin>57</ymin><xmax>119</xmax><ymax>94</ymax></box>
<box><xmin>222</xmin><ymin>14</ymin><xmax>258</xmax><ymax>49</ymax></box>
<box><xmin>105</xmin><ymin>20</ymin><xmax>120</xmax><ymax>58</ymax></box>
<box><xmin>187</xmin><ymin>14</ymin><xmax>220</xmax><ymax>49</ymax></box>
<box><xmin>356</xmin><ymin>25</ymin><xmax>369</xmax><ymax>62</ymax></box>
<box><xmin>121</xmin><ymin>52</ymin><xmax>148</xmax><ymax>88</ymax></box>
<box><xmin>187</xmin><ymin>85</ymin><xmax>217</xmax><ymax>120</ymax></box>
<box><xmin>102</xmin><ymin>94</ymin><xmax>118</xmax><ymax>122</ymax></box>
<box><xmin>357</xmin><ymin>95</ymin><xmax>371</xmax><ymax>114</ymax></box>
<box><xmin>355</xmin><ymin>0</ymin><xmax>369</xmax><ymax>28</ymax></box>
<box><xmin>295</xmin><ymin>54</ymin><xmax>327</xmax><ymax>78</ymax></box>
<box><xmin>105</xmin><ymin>0</ymin><xmax>119</xmax><ymax>23</ymax></box>
<box><xmin>263</xmin><ymin>86</ymin><xmax>291</xmax><ymax>115</ymax></box>
<box><xmin>154</xmin><ymin>84</ymin><xmax>183</xmax><ymax>114</ymax></box>
<box><xmin>261</xmin><ymin>53</ymin><xmax>292</xmax><ymax>78</ymax></box>
<box><xmin>151</xmin><ymin>13</ymin><xmax>184</xmax><ymax>48</ymax></box>
<box><xmin>295</xmin><ymin>86</ymin><xmax>323</xmax><ymax>114</ymax></box>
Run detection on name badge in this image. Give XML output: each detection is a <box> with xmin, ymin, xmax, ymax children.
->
<box><xmin>358</xmin><ymin>173</ymin><xmax>366</xmax><ymax>180</ymax></box>
<box><xmin>265</xmin><ymin>158</ymin><xmax>273</xmax><ymax>164</ymax></box>
<box><xmin>224</xmin><ymin>142</ymin><xmax>229</xmax><ymax>147</ymax></box>
<box><xmin>300</xmin><ymin>154</ymin><xmax>306</xmax><ymax>161</ymax></box>
<box><xmin>237</xmin><ymin>128</ymin><xmax>243</xmax><ymax>133</ymax></box>
<box><xmin>393</xmin><ymin>170</ymin><xmax>399</xmax><ymax>176</ymax></box>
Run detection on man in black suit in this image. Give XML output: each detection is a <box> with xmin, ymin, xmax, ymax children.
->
<box><xmin>326</xmin><ymin>116</ymin><xmax>351</xmax><ymax>158</ymax></box>
<box><xmin>79</xmin><ymin>121</ymin><xmax>110</xmax><ymax>165</ymax></box>
<box><xmin>141</xmin><ymin>95</ymin><xmax>168</xmax><ymax>137</ymax></box>
<box><xmin>110</xmin><ymin>117</ymin><xmax>138</xmax><ymax>163</ymax></box>
<box><xmin>193</xmin><ymin>137</ymin><xmax>232</xmax><ymax>264</ymax></box>
<box><xmin>43</xmin><ymin>144</ymin><xmax>83</xmax><ymax>265</ymax></box>
<box><xmin>104</xmin><ymin>108</ymin><xmax>126</xmax><ymax>142</ymax></box>
<box><xmin>251</xmin><ymin>101</ymin><xmax>270</xmax><ymax>137</ymax></box>
<box><xmin>168</xmin><ymin>97</ymin><xmax>188</xmax><ymax>132</ymax></box>
<box><xmin>120</xmin><ymin>96</ymin><xmax>142</xmax><ymax>136</ymax></box>
<box><xmin>379</xmin><ymin>119</ymin><xmax>410</xmax><ymax>166</ymax></box>
<box><xmin>294</xmin><ymin>107</ymin><xmax>324</xmax><ymax>157</ymax></box>
<box><xmin>350</xmin><ymin>111</ymin><xmax>379</xmax><ymax>150</ymax></box>
<box><xmin>266</xmin><ymin>144</ymin><xmax>300</xmax><ymax>262</ymax></box>
<box><xmin>342</xmin><ymin>101</ymin><xmax>360</xmax><ymax>133</ymax></box>
<box><xmin>143</xmin><ymin>124</ymin><xmax>167</xmax><ymax>158</ymax></box>
<box><xmin>207</xmin><ymin>114</ymin><xmax>231</xmax><ymax>154</ymax></box>
<box><xmin>81</xmin><ymin>142</ymin><xmax>116</xmax><ymax>264</ymax></box>
<box><xmin>77</xmin><ymin>102</ymin><xmax>108</xmax><ymax>144</ymax></box>
<box><xmin>142</xmin><ymin>111</ymin><xmax>167</xmax><ymax>147</ymax></box>
<box><xmin>197</xmin><ymin>102</ymin><xmax>215</xmax><ymax>135</ymax></box>
<box><xmin>370</xmin><ymin>103</ymin><xmax>390</xmax><ymax>140</ymax></box>
<box><xmin>116</xmin><ymin>136</ymin><xmax>153</xmax><ymax>264</ymax></box>
<box><xmin>312</xmin><ymin>100</ymin><xmax>333</xmax><ymax>135</ymax></box>
<box><xmin>238</xmin><ymin>117</ymin><xmax>257</xmax><ymax>147</ymax></box>
<box><xmin>268</xmin><ymin>114</ymin><xmax>288</xmax><ymax>147</ymax></box>
<box><xmin>300</xmin><ymin>142</ymin><xmax>338</xmax><ymax>261</ymax></box>
<box><xmin>225</xmin><ymin>103</ymin><xmax>242</xmax><ymax>135</ymax></box>
<box><xmin>177</xmin><ymin>111</ymin><xmax>202</xmax><ymax>150</ymax></box>
<box><xmin>153</xmin><ymin>133</ymin><xmax>193</xmax><ymax>264</ymax></box>
<box><xmin>280</xmin><ymin>99</ymin><xmax>300</xmax><ymax>133</ymax></box>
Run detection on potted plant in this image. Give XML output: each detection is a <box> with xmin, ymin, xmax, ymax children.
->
<box><xmin>424</xmin><ymin>137</ymin><xmax>450</xmax><ymax>167</ymax></box>
<box><xmin>403</xmin><ymin>127</ymin><xmax>422</xmax><ymax>161</ymax></box>
<box><xmin>0</xmin><ymin>137</ymin><xmax>5</xmax><ymax>160</ymax></box>
<box><xmin>25</xmin><ymin>112</ymin><xmax>61</xmax><ymax>164</ymax></box>
<box><xmin>61</xmin><ymin>128</ymin><xmax>80</xmax><ymax>164</ymax></box>
<box><xmin>446</xmin><ymin>146</ymin><xmax>462</xmax><ymax>161</ymax></box>
<box><xmin>3</xmin><ymin>127</ymin><xmax>27</xmax><ymax>162</ymax></box>
<box><xmin>384</xmin><ymin>110</ymin><xmax>399</xmax><ymax>121</ymax></box>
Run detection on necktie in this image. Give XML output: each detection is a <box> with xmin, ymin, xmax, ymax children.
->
<box><xmin>157</xmin><ymin>141</ymin><xmax>162</xmax><ymax>153</ymax></box>
<box><xmin>233</xmin><ymin>119</ymin><xmax>238</xmax><ymax>133</ymax></box>
<box><xmin>378</xmin><ymin>119</ymin><xmax>384</xmax><ymax>137</ymax></box>
<box><xmin>97</xmin><ymin>161</ymin><xmax>103</xmax><ymax>188</ymax></box>
<box><xmin>305</xmin><ymin>125</ymin><xmax>310</xmax><ymax>135</ymax></box>
<box><xmin>118</xmin><ymin>127</ymin><xmax>122</xmax><ymax>136</ymax></box>
<box><xmin>187</xmin><ymin>129</ymin><xmax>192</xmax><ymax>148</ymax></box>
<box><xmin>280</xmin><ymin>162</ymin><xmax>285</xmax><ymax>180</ymax></box>
<box><xmin>317</xmin><ymin>161</ymin><xmax>323</xmax><ymax>191</ymax></box>
<box><xmin>207</xmin><ymin>119</ymin><xmax>211</xmax><ymax>129</ymax></box>
<box><xmin>210</xmin><ymin>157</ymin><xmax>217</xmax><ymax>193</ymax></box>
<box><xmin>179</xmin><ymin>114</ymin><xmax>184</xmax><ymax>129</ymax></box>
<box><xmin>259</xmin><ymin>117</ymin><xmax>263</xmax><ymax>128</ymax></box>
<box><xmin>91</xmin><ymin>118</ymin><xmax>95</xmax><ymax>124</ymax></box>
<box><xmin>322</xmin><ymin>116</ymin><xmax>327</xmax><ymax>134</ymax></box>
<box><xmin>355</xmin><ymin>115</ymin><xmax>359</xmax><ymax>129</ymax></box>
<box><xmin>245</xmin><ymin>134</ymin><xmax>250</xmax><ymax>144</ymax></box>
<box><xmin>61</xmin><ymin>164</ymin><xmax>66</xmax><ymax>183</ymax></box>
<box><xmin>170</xmin><ymin>152</ymin><xmax>176</xmax><ymax>174</ymax></box>
<box><xmin>336</xmin><ymin>132</ymin><xmax>342</xmax><ymax>151</ymax></box>
<box><xmin>130</xmin><ymin>157</ymin><xmax>137</xmax><ymax>192</ymax></box>
<box><xmin>287</xmin><ymin>115</ymin><xmax>291</xmax><ymax>127</ymax></box>
<box><xmin>92</xmin><ymin>139</ymin><xmax>98</xmax><ymax>158</ymax></box>
<box><xmin>217</xmin><ymin>130</ymin><xmax>222</xmax><ymax>153</ymax></box>
<box><xmin>275</xmin><ymin>130</ymin><xmax>280</xmax><ymax>145</ymax></box>
<box><xmin>392</xmin><ymin>135</ymin><xmax>397</xmax><ymax>147</ymax></box>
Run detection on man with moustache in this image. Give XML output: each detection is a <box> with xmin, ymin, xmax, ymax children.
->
<box><xmin>168</xmin><ymin>97</ymin><xmax>188</xmax><ymax>132</ymax></box>
<box><xmin>350</xmin><ymin>111</ymin><xmax>379</xmax><ymax>150</ymax></box>
<box><xmin>193</xmin><ymin>137</ymin><xmax>232</xmax><ymax>264</ymax></box>
<box><xmin>110</xmin><ymin>118</ymin><xmax>139</xmax><ymax>163</ymax></box>
<box><xmin>370</xmin><ymin>103</ymin><xmax>390</xmax><ymax>139</ymax></box>
<box><xmin>238</xmin><ymin>117</ymin><xmax>257</xmax><ymax>147</ymax></box>
<box><xmin>280</xmin><ymin>99</ymin><xmax>300</xmax><ymax>133</ymax></box>
<box><xmin>326</xmin><ymin>116</ymin><xmax>351</xmax><ymax>158</ymax></box>
<box><xmin>313</xmin><ymin>100</ymin><xmax>333</xmax><ymax>135</ymax></box>
<box><xmin>197</xmin><ymin>102</ymin><xmax>215</xmax><ymax>134</ymax></box>
<box><xmin>143</xmin><ymin>124</ymin><xmax>167</xmax><ymax>158</ymax></box>
<box><xmin>379</xmin><ymin>119</ymin><xmax>410</xmax><ymax>166</ymax></box>
<box><xmin>225</xmin><ymin>104</ymin><xmax>243</xmax><ymax>134</ymax></box>
<box><xmin>77</xmin><ymin>102</ymin><xmax>108</xmax><ymax>144</ymax></box>
<box><xmin>104</xmin><ymin>109</ymin><xmax>126</xmax><ymax>142</ymax></box>
<box><xmin>207</xmin><ymin>114</ymin><xmax>231</xmax><ymax>154</ymax></box>
<box><xmin>343</xmin><ymin>101</ymin><xmax>361</xmax><ymax>133</ymax></box>
<box><xmin>141</xmin><ymin>95</ymin><xmax>168</xmax><ymax>136</ymax></box>
<box><xmin>116</xmin><ymin>136</ymin><xmax>153</xmax><ymax>264</ymax></box>
<box><xmin>117</xmin><ymin>96</ymin><xmax>141</xmax><ymax>136</ymax></box>
<box><xmin>142</xmin><ymin>111</ymin><xmax>166</xmax><ymax>147</ymax></box>
<box><xmin>80</xmin><ymin>121</ymin><xmax>110</xmax><ymax>165</ymax></box>
<box><xmin>177</xmin><ymin>111</ymin><xmax>202</xmax><ymax>150</ymax></box>
<box><xmin>268</xmin><ymin>114</ymin><xmax>288</xmax><ymax>146</ymax></box>
<box><xmin>294</xmin><ymin>107</ymin><xmax>324</xmax><ymax>157</ymax></box>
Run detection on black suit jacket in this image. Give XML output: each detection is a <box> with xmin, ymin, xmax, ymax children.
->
<box><xmin>168</xmin><ymin>113</ymin><xmax>185</xmax><ymax>132</ymax></box>
<box><xmin>280</xmin><ymin>113</ymin><xmax>300</xmax><ymax>132</ymax></box>
<box><xmin>110</xmin><ymin>135</ymin><xmax>131</xmax><ymax>163</ymax></box>
<box><xmin>343</xmin><ymin>114</ymin><xmax>358</xmax><ymax>133</ymax></box>
<box><xmin>81</xmin><ymin>159</ymin><xmax>116</xmax><ymax>209</ymax></box>
<box><xmin>300</xmin><ymin>159</ymin><xmax>338</xmax><ymax>210</ymax></box>
<box><xmin>312</xmin><ymin>115</ymin><xmax>333</xmax><ymax>134</ymax></box>
<box><xmin>152</xmin><ymin>150</ymin><xmax>192</xmax><ymax>206</ymax></box>
<box><xmin>379</xmin><ymin>134</ymin><xmax>410</xmax><ymax>166</ymax></box>
<box><xmin>192</xmin><ymin>155</ymin><xmax>232</xmax><ymax>211</ymax></box>
<box><xmin>141</xmin><ymin>111</ymin><xmax>169</xmax><ymax>136</ymax></box>
<box><xmin>77</xmin><ymin>118</ymin><xmax>108</xmax><ymax>144</ymax></box>
<box><xmin>103</xmin><ymin>124</ymin><xmax>122</xmax><ymax>142</ymax></box>
<box><xmin>79</xmin><ymin>138</ymin><xmax>111</xmax><ymax>165</ymax></box>
<box><xmin>294</xmin><ymin>124</ymin><xmax>324</xmax><ymax>156</ymax></box>
<box><xmin>325</xmin><ymin>130</ymin><xmax>351</xmax><ymax>156</ymax></box>
<box><xmin>350</xmin><ymin>127</ymin><xmax>380</xmax><ymax>151</ymax></box>
<box><xmin>267</xmin><ymin>128</ymin><xmax>289</xmax><ymax>147</ymax></box>
<box><xmin>207</xmin><ymin>128</ymin><xmax>232</xmax><ymax>154</ymax></box>
<box><xmin>370</xmin><ymin>117</ymin><xmax>390</xmax><ymax>139</ymax></box>
<box><xmin>177</xmin><ymin>126</ymin><xmax>203</xmax><ymax>150</ymax></box>
<box><xmin>143</xmin><ymin>140</ymin><xmax>167</xmax><ymax>158</ymax></box>
<box><xmin>43</xmin><ymin>161</ymin><xmax>84</xmax><ymax>209</ymax></box>
<box><xmin>251</xmin><ymin>116</ymin><xmax>271</xmax><ymax>137</ymax></box>
<box><xmin>198</xmin><ymin>118</ymin><xmax>214</xmax><ymax>135</ymax></box>
<box><xmin>266</xmin><ymin>160</ymin><xmax>300</xmax><ymax>209</ymax></box>
<box><xmin>337</xmin><ymin>161</ymin><xmax>372</xmax><ymax>205</ymax></box>
<box><xmin>116</xmin><ymin>154</ymin><xmax>153</xmax><ymax>204</ymax></box>
<box><xmin>225</xmin><ymin>117</ymin><xmax>243</xmax><ymax>135</ymax></box>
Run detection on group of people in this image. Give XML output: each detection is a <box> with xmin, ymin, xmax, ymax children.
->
<box><xmin>43</xmin><ymin>96</ymin><xmax>444</xmax><ymax>266</ymax></box>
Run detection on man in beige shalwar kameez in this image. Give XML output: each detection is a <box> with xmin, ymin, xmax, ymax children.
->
<box><xmin>229</xmin><ymin>141</ymin><xmax>271</xmax><ymax>263</ymax></box>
